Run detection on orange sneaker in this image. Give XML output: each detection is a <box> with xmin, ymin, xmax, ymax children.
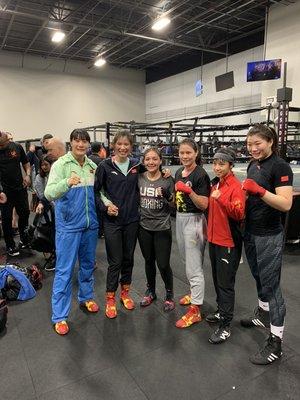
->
<box><xmin>105</xmin><ymin>292</ymin><xmax>117</xmax><ymax>319</ymax></box>
<box><xmin>80</xmin><ymin>300</ymin><xmax>99</xmax><ymax>313</ymax></box>
<box><xmin>175</xmin><ymin>305</ymin><xmax>201</xmax><ymax>328</ymax></box>
<box><xmin>179</xmin><ymin>294</ymin><xmax>191</xmax><ymax>305</ymax></box>
<box><xmin>120</xmin><ymin>284</ymin><xmax>135</xmax><ymax>310</ymax></box>
<box><xmin>54</xmin><ymin>320</ymin><xmax>69</xmax><ymax>335</ymax></box>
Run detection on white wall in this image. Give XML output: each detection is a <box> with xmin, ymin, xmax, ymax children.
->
<box><xmin>146</xmin><ymin>46</ymin><xmax>264</xmax><ymax>125</ymax></box>
<box><xmin>262</xmin><ymin>1</ymin><xmax>300</xmax><ymax>109</ymax></box>
<box><xmin>0</xmin><ymin>51</ymin><xmax>145</xmax><ymax>141</ymax></box>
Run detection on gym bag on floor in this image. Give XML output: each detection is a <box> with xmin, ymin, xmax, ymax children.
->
<box><xmin>0</xmin><ymin>293</ymin><xmax>8</xmax><ymax>333</ymax></box>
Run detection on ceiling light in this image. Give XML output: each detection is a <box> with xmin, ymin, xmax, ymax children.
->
<box><xmin>94</xmin><ymin>57</ymin><xmax>106</xmax><ymax>67</ymax></box>
<box><xmin>51</xmin><ymin>31</ymin><xmax>65</xmax><ymax>43</ymax></box>
<box><xmin>152</xmin><ymin>16</ymin><xmax>171</xmax><ymax>31</ymax></box>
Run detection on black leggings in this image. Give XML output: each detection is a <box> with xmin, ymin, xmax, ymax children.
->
<box><xmin>209</xmin><ymin>242</ymin><xmax>242</xmax><ymax>326</ymax></box>
<box><xmin>104</xmin><ymin>221</ymin><xmax>139</xmax><ymax>292</ymax></box>
<box><xmin>138</xmin><ymin>226</ymin><xmax>173</xmax><ymax>293</ymax></box>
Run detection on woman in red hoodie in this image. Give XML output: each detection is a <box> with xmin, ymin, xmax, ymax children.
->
<box><xmin>207</xmin><ymin>147</ymin><xmax>245</xmax><ymax>344</ymax></box>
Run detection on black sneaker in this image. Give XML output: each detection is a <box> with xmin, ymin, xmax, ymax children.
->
<box><xmin>250</xmin><ymin>333</ymin><xmax>282</xmax><ymax>365</ymax></box>
<box><xmin>206</xmin><ymin>310</ymin><xmax>220</xmax><ymax>323</ymax></box>
<box><xmin>240</xmin><ymin>306</ymin><xmax>270</xmax><ymax>329</ymax></box>
<box><xmin>7</xmin><ymin>246</ymin><xmax>20</xmax><ymax>257</ymax></box>
<box><xmin>140</xmin><ymin>289</ymin><xmax>157</xmax><ymax>307</ymax></box>
<box><xmin>209</xmin><ymin>325</ymin><xmax>231</xmax><ymax>344</ymax></box>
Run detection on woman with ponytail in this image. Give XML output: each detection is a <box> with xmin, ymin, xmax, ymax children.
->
<box><xmin>241</xmin><ymin>124</ymin><xmax>293</xmax><ymax>365</ymax></box>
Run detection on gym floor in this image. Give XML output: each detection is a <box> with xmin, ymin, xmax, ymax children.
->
<box><xmin>1</xmin><ymin>222</ymin><xmax>300</xmax><ymax>400</ymax></box>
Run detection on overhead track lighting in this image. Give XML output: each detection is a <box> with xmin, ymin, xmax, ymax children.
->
<box><xmin>51</xmin><ymin>30</ymin><xmax>65</xmax><ymax>43</ymax></box>
<box><xmin>94</xmin><ymin>57</ymin><xmax>106</xmax><ymax>67</ymax></box>
<box><xmin>152</xmin><ymin>16</ymin><xmax>171</xmax><ymax>31</ymax></box>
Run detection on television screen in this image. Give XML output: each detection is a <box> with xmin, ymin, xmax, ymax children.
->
<box><xmin>247</xmin><ymin>59</ymin><xmax>281</xmax><ymax>82</ymax></box>
<box><xmin>215</xmin><ymin>71</ymin><xmax>234</xmax><ymax>92</ymax></box>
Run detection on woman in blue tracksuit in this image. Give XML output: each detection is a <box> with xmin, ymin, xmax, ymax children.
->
<box><xmin>45</xmin><ymin>129</ymin><xmax>99</xmax><ymax>335</ymax></box>
<box><xmin>94</xmin><ymin>130</ymin><xmax>143</xmax><ymax>319</ymax></box>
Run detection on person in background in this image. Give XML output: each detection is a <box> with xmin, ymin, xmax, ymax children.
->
<box><xmin>44</xmin><ymin>137</ymin><xmax>66</xmax><ymax>162</ymax></box>
<box><xmin>99</xmin><ymin>143</ymin><xmax>107</xmax><ymax>159</ymax></box>
<box><xmin>26</xmin><ymin>144</ymin><xmax>40</xmax><ymax>178</ymax></box>
<box><xmin>88</xmin><ymin>142</ymin><xmax>103</xmax><ymax>166</ymax></box>
<box><xmin>6</xmin><ymin>132</ymin><xmax>13</xmax><ymax>142</ymax></box>
<box><xmin>36</xmin><ymin>134</ymin><xmax>53</xmax><ymax>160</ymax></box>
<box><xmin>174</xmin><ymin>138</ymin><xmax>210</xmax><ymax>328</ymax></box>
<box><xmin>36</xmin><ymin>138</ymin><xmax>66</xmax><ymax>215</ymax></box>
<box><xmin>34</xmin><ymin>155</ymin><xmax>53</xmax><ymax>200</ymax></box>
<box><xmin>138</xmin><ymin>148</ymin><xmax>175</xmax><ymax>312</ymax></box>
<box><xmin>0</xmin><ymin>132</ymin><xmax>31</xmax><ymax>256</ymax></box>
<box><xmin>240</xmin><ymin>124</ymin><xmax>293</xmax><ymax>365</ymax></box>
<box><xmin>88</xmin><ymin>142</ymin><xmax>105</xmax><ymax>238</ymax></box>
<box><xmin>206</xmin><ymin>147</ymin><xmax>245</xmax><ymax>344</ymax></box>
<box><xmin>45</xmin><ymin>129</ymin><xmax>99</xmax><ymax>335</ymax></box>
<box><xmin>0</xmin><ymin>179</ymin><xmax>7</xmax><ymax>204</ymax></box>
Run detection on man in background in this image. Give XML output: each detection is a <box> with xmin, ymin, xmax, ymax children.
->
<box><xmin>0</xmin><ymin>132</ymin><xmax>31</xmax><ymax>256</ymax></box>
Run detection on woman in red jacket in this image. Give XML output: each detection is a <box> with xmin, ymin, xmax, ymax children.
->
<box><xmin>207</xmin><ymin>147</ymin><xmax>245</xmax><ymax>344</ymax></box>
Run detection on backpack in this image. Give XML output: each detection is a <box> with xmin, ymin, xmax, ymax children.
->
<box><xmin>28</xmin><ymin>212</ymin><xmax>55</xmax><ymax>253</ymax></box>
<box><xmin>0</xmin><ymin>293</ymin><xmax>8</xmax><ymax>333</ymax></box>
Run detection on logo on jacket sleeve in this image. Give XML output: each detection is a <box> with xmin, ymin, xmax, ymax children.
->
<box><xmin>280</xmin><ymin>175</ymin><xmax>289</xmax><ymax>182</ymax></box>
<box><xmin>9</xmin><ymin>150</ymin><xmax>17</xmax><ymax>158</ymax></box>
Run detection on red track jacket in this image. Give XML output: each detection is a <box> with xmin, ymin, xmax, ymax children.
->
<box><xmin>208</xmin><ymin>172</ymin><xmax>245</xmax><ymax>247</ymax></box>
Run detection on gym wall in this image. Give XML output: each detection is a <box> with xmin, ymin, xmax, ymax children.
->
<box><xmin>146</xmin><ymin>3</ymin><xmax>300</xmax><ymax>127</ymax></box>
<box><xmin>146</xmin><ymin>46</ymin><xmax>264</xmax><ymax>125</ymax></box>
<box><xmin>262</xmin><ymin>0</ymin><xmax>300</xmax><ymax>109</ymax></box>
<box><xmin>0</xmin><ymin>51</ymin><xmax>145</xmax><ymax>141</ymax></box>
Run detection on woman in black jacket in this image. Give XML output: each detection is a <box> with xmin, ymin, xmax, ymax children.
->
<box><xmin>94</xmin><ymin>131</ymin><xmax>142</xmax><ymax>319</ymax></box>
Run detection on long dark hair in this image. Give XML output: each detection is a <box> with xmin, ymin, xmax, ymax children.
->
<box><xmin>39</xmin><ymin>155</ymin><xmax>53</xmax><ymax>178</ymax></box>
<box><xmin>247</xmin><ymin>124</ymin><xmax>278</xmax><ymax>154</ymax></box>
<box><xmin>179</xmin><ymin>138</ymin><xmax>202</xmax><ymax>165</ymax></box>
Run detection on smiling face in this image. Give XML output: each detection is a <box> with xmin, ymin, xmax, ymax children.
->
<box><xmin>213</xmin><ymin>159</ymin><xmax>232</xmax><ymax>179</ymax></box>
<box><xmin>144</xmin><ymin>150</ymin><xmax>161</xmax><ymax>174</ymax></box>
<box><xmin>71</xmin><ymin>138</ymin><xmax>89</xmax><ymax>159</ymax></box>
<box><xmin>247</xmin><ymin>134</ymin><xmax>273</xmax><ymax>160</ymax></box>
<box><xmin>113</xmin><ymin>136</ymin><xmax>132</xmax><ymax>161</ymax></box>
<box><xmin>179</xmin><ymin>143</ymin><xmax>197</xmax><ymax>168</ymax></box>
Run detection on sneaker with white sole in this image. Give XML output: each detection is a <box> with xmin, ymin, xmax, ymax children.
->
<box><xmin>209</xmin><ymin>325</ymin><xmax>231</xmax><ymax>344</ymax></box>
<box><xmin>240</xmin><ymin>306</ymin><xmax>270</xmax><ymax>329</ymax></box>
<box><xmin>250</xmin><ymin>333</ymin><xmax>282</xmax><ymax>365</ymax></box>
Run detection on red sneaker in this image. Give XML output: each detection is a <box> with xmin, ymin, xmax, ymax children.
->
<box><xmin>105</xmin><ymin>292</ymin><xmax>117</xmax><ymax>319</ymax></box>
<box><xmin>179</xmin><ymin>294</ymin><xmax>191</xmax><ymax>306</ymax></box>
<box><xmin>140</xmin><ymin>289</ymin><xmax>157</xmax><ymax>307</ymax></box>
<box><xmin>54</xmin><ymin>320</ymin><xmax>69</xmax><ymax>335</ymax></box>
<box><xmin>175</xmin><ymin>305</ymin><xmax>201</xmax><ymax>328</ymax></box>
<box><xmin>80</xmin><ymin>300</ymin><xmax>99</xmax><ymax>313</ymax></box>
<box><xmin>120</xmin><ymin>284</ymin><xmax>135</xmax><ymax>310</ymax></box>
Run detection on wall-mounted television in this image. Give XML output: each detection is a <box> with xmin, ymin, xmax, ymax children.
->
<box><xmin>215</xmin><ymin>71</ymin><xmax>234</xmax><ymax>92</ymax></box>
<box><xmin>247</xmin><ymin>59</ymin><xmax>281</xmax><ymax>82</ymax></box>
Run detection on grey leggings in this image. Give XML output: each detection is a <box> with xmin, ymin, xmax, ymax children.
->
<box><xmin>176</xmin><ymin>212</ymin><xmax>207</xmax><ymax>305</ymax></box>
<box><xmin>244</xmin><ymin>231</ymin><xmax>286</xmax><ymax>327</ymax></box>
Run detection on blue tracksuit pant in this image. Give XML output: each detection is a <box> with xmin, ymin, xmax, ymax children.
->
<box><xmin>52</xmin><ymin>228</ymin><xmax>98</xmax><ymax>323</ymax></box>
